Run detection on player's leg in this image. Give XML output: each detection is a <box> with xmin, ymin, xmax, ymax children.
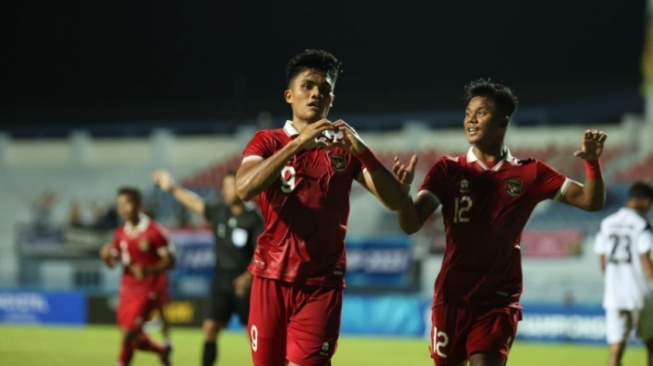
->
<box><xmin>286</xmin><ymin>284</ymin><xmax>341</xmax><ymax>366</ymax></box>
<box><xmin>249</xmin><ymin>276</ymin><xmax>288</xmax><ymax>366</ymax></box>
<box><xmin>116</xmin><ymin>295</ymin><xmax>142</xmax><ymax>366</ymax></box>
<box><xmin>430</xmin><ymin>304</ymin><xmax>470</xmax><ymax>366</ymax></box>
<box><xmin>465</xmin><ymin>307</ymin><xmax>519</xmax><ymax>366</ymax></box>
<box><xmin>203</xmin><ymin>277</ymin><xmax>233</xmax><ymax>366</ymax></box>
<box><xmin>605</xmin><ymin>309</ymin><xmax>632</xmax><ymax>366</ymax></box>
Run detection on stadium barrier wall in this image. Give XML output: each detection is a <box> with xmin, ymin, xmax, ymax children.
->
<box><xmin>0</xmin><ymin>290</ymin><xmax>86</xmax><ymax>325</ymax></box>
<box><xmin>0</xmin><ymin>290</ymin><xmax>622</xmax><ymax>345</ymax></box>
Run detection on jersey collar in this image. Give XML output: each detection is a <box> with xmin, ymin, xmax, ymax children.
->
<box><xmin>124</xmin><ymin>213</ymin><xmax>150</xmax><ymax>235</ymax></box>
<box><xmin>466</xmin><ymin>146</ymin><xmax>515</xmax><ymax>171</ymax></box>
<box><xmin>283</xmin><ymin>120</ymin><xmax>300</xmax><ymax>137</ymax></box>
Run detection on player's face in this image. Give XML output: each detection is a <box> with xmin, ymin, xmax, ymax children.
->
<box><xmin>285</xmin><ymin>70</ymin><xmax>335</xmax><ymax>123</ymax></box>
<box><xmin>117</xmin><ymin>194</ymin><xmax>139</xmax><ymax>222</ymax></box>
<box><xmin>464</xmin><ymin>96</ymin><xmax>509</xmax><ymax>148</ymax></box>
<box><xmin>222</xmin><ymin>175</ymin><xmax>239</xmax><ymax>205</ymax></box>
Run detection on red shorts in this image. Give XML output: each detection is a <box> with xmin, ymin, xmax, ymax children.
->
<box><xmin>248</xmin><ymin>276</ymin><xmax>342</xmax><ymax>366</ymax></box>
<box><xmin>117</xmin><ymin>290</ymin><xmax>168</xmax><ymax>331</ymax></box>
<box><xmin>430</xmin><ymin>304</ymin><xmax>521</xmax><ymax>366</ymax></box>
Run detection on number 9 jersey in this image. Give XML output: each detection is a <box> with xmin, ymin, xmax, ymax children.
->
<box><xmin>594</xmin><ymin>207</ymin><xmax>653</xmax><ymax>310</ymax></box>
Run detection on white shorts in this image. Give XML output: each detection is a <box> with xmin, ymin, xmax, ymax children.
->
<box><xmin>605</xmin><ymin>309</ymin><xmax>639</xmax><ymax>344</ymax></box>
<box><xmin>606</xmin><ymin>296</ymin><xmax>653</xmax><ymax>344</ymax></box>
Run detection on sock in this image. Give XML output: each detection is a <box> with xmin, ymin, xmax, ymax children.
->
<box><xmin>202</xmin><ymin>341</ymin><xmax>217</xmax><ymax>366</ymax></box>
<box><xmin>135</xmin><ymin>332</ymin><xmax>165</xmax><ymax>354</ymax></box>
<box><xmin>119</xmin><ymin>341</ymin><xmax>134</xmax><ymax>365</ymax></box>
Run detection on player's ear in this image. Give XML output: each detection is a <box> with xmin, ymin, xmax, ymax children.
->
<box><xmin>500</xmin><ymin>116</ymin><xmax>510</xmax><ymax>128</ymax></box>
<box><xmin>330</xmin><ymin>94</ymin><xmax>335</xmax><ymax>108</ymax></box>
<box><xmin>284</xmin><ymin>89</ymin><xmax>292</xmax><ymax>105</ymax></box>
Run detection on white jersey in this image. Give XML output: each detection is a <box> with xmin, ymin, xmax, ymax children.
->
<box><xmin>594</xmin><ymin>207</ymin><xmax>653</xmax><ymax>310</ymax></box>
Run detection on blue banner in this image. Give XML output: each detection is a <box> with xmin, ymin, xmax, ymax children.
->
<box><xmin>345</xmin><ymin>236</ymin><xmax>412</xmax><ymax>287</ymax></box>
<box><xmin>169</xmin><ymin>229</ymin><xmax>214</xmax><ymax>278</ymax></box>
<box><xmin>518</xmin><ymin>303</ymin><xmax>608</xmax><ymax>344</ymax></box>
<box><xmin>0</xmin><ymin>290</ymin><xmax>86</xmax><ymax>325</ymax></box>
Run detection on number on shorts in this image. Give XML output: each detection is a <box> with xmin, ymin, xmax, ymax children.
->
<box><xmin>250</xmin><ymin>325</ymin><xmax>258</xmax><ymax>352</ymax></box>
<box><xmin>432</xmin><ymin>326</ymin><xmax>449</xmax><ymax>358</ymax></box>
<box><xmin>280</xmin><ymin>166</ymin><xmax>296</xmax><ymax>193</ymax></box>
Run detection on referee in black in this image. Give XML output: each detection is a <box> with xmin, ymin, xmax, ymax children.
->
<box><xmin>153</xmin><ymin>168</ymin><xmax>263</xmax><ymax>366</ymax></box>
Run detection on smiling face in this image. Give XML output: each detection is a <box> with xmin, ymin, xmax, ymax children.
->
<box><xmin>464</xmin><ymin>96</ymin><xmax>509</xmax><ymax>151</ymax></box>
<box><xmin>285</xmin><ymin>69</ymin><xmax>335</xmax><ymax>124</ymax></box>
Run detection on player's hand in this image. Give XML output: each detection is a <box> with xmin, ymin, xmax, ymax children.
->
<box><xmin>152</xmin><ymin>170</ymin><xmax>175</xmax><ymax>192</ymax></box>
<box><xmin>129</xmin><ymin>264</ymin><xmax>146</xmax><ymax>279</ymax></box>
<box><xmin>100</xmin><ymin>243</ymin><xmax>118</xmax><ymax>267</ymax></box>
<box><xmin>573</xmin><ymin>129</ymin><xmax>607</xmax><ymax>161</ymax></box>
<box><xmin>392</xmin><ymin>155</ymin><xmax>418</xmax><ymax>194</ymax></box>
<box><xmin>329</xmin><ymin>120</ymin><xmax>367</xmax><ymax>154</ymax></box>
<box><xmin>294</xmin><ymin>119</ymin><xmax>338</xmax><ymax>151</ymax></box>
<box><xmin>233</xmin><ymin>271</ymin><xmax>253</xmax><ymax>297</ymax></box>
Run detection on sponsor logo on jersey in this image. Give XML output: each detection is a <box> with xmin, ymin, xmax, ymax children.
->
<box><xmin>139</xmin><ymin>239</ymin><xmax>149</xmax><ymax>252</ymax></box>
<box><xmin>330</xmin><ymin>154</ymin><xmax>347</xmax><ymax>173</ymax></box>
<box><xmin>505</xmin><ymin>178</ymin><xmax>523</xmax><ymax>197</ymax></box>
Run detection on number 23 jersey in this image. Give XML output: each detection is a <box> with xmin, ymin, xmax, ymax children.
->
<box><xmin>418</xmin><ymin>147</ymin><xmax>569</xmax><ymax>307</ymax></box>
<box><xmin>594</xmin><ymin>207</ymin><xmax>653</xmax><ymax>310</ymax></box>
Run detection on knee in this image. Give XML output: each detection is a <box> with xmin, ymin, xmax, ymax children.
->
<box><xmin>203</xmin><ymin>320</ymin><xmax>221</xmax><ymax>340</ymax></box>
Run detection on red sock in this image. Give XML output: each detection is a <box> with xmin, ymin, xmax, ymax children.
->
<box><xmin>136</xmin><ymin>332</ymin><xmax>165</xmax><ymax>354</ymax></box>
<box><xmin>118</xmin><ymin>340</ymin><xmax>134</xmax><ymax>365</ymax></box>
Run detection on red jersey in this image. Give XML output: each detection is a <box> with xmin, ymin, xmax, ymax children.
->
<box><xmin>242</xmin><ymin>121</ymin><xmax>364</xmax><ymax>287</ymax></box>
<box><xmin>418</xmin><ymin>147</ymin><xmax>569</xmax><ymax>307</ymax></box>
<box><xmin>111</xmin><ymin>214</ymin><xmax>172</xmax><ymax>296</ymax></box>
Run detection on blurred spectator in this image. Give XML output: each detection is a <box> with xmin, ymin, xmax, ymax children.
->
<box><xmin>92</xmin><ymin>201</ymin><xmax>119</xmax><ymax>230</ymax></box>
<box><xmin>31</xmin><ymin>191</ymin><xmax>55</xmax><ymax>231</ymax></box>
<box><xmin>68</xmin><ymin>200</ymin><xmax>84</xmax><ymax>228</ymax></box>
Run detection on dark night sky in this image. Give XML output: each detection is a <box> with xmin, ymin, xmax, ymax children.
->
<box><xmin>2</xmin><ymin>1</ymin><xmax>648</xmax><ymax>128</ymax></box>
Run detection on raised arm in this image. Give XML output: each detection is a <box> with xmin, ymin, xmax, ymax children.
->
<box><xmin>153</xmin><ymin>170</ymin><xmax>205</xmax><ymax>214</ymax></box>
<box><xmin>559</xmin><ymin>129</ymin><xmax>608</xmax><ymax>212</ymax></box>
<box><xmin>236</xmin><ymin>120</ymin><xmax>333</xmax><ymax>201</ymax></box>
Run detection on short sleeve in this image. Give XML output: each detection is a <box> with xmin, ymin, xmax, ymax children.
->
<box><xmin>153</xmin><ymin>224</ymin><xmax>173</xmax><ymax>256</ymax></box>
<box><xmin>242</xmin><ymin>130</ymin><xmax>279</xmax><ymax>163</ymax></box>
<box><xmin>110</xmin><ymin>229</ymin><xmax>121</xmax><ymax>256</ymax></box>
<box><xmin>535</xmin><ymin>161</ymin><xmax>569</xmax><ymax>201</ymax></box>
<box><xmin>636</xmin><ymin>225</ymin><xmax>653</xmax><ymax>254</ymax></box>
<box><xmin>416</xmin><ymin>157</ymin><xmax>448</xmax><ymax>206</ymax></box>
<box><xmin>593</xmin><ymin>229</ymin><xmax>609</xmax><ymax>255</ymax></box>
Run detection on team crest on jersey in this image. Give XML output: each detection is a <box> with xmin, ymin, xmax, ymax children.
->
<box><xmin>330</xmin><ymin>154</ymin><xmax>347</xmax><ymax>173</ymax></box>
<box><xmin>320</xmin><ymin>342</ymin><xmax>330</xmax><ymax>355</ymax></box>
<box><xmin>138</xmin><ymin>239</ymin><xmax>149</xmax><ymax>252</ymax></box>
<box><xmin>460</xmin><ymin>178</ymin><xmax>469</xmax><ymax>193</ymax></box>
<box><xmin>505</xmin><ymin>178</ymin><xmax>523</xmax><ymax>197</ymax></box>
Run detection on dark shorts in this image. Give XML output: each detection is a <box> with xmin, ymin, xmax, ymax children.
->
<box><xmin>430</xmin><ymin>303</ymin><xmax>521</xmax><ymax>366</ymax></box>
<box><xmin>206</xmin><ymin>272</ymin><xmax>250</xmax><ymax>325</ymax></box>
<box><xmin>248</xmin><ymin>276</ymin><xmax>342</xmax><ymax>366</ymax></box>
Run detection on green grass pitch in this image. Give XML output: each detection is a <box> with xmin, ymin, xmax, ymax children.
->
<box><xmin>0</xmin><ymin>324</ymin><xmax>646</xmax><ymax>365</ymax></box>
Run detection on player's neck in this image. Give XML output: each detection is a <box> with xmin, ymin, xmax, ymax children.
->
<box><xmin>230</xmin><ymin>203</ymin><xmax>245</xmax><ymax>216</ymax></box>
<box><xmin>290</xmin><ymin>118</ymin><xmax>319</xmax><ymax>133</ymax></box>
<box><xmin>472</xmin><ymin>145</ymin><xmax>505</xmax><ymax>164</ymax></box>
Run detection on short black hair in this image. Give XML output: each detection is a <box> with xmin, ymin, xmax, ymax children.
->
<box><xmin>629</xmin><ymin>181</ymin><xmax>653</xmax><ymax>200</ymax></box>
<box><xmin>118</xmin><ymin>187</ymin><xmax>142</xmax><ymax>206</ymax></box>
<box><xmin>286</xmin><ymin>49</ymin><xmax>341</xmax><ymax>87</ymax></box>
<box><xmin>463</xmin><ymin>78</ymin><xmax>519</xmax><ymax>117</ymax></box>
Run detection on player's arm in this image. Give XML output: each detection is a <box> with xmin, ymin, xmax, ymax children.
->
<box><xmin>389</xmin><ymin>154</ymin><xmax>439</xmax><ymax>233</ymax></box>
<box><xmin>640</xmin><ymin>251</ymin><xmax>653</xmax><ymax>282</ymax></box>
<box><xmin>598</xmin><ymin>253</ymin><xmax>606</xmax><ymax>272</ymax></box>
<box><xmin>559</xmin><ymin>130</ymin><xmax>608</xmax><ymax>212</ymax></box>
<box><xmin>99</xmin><ymin>242</ymin><xmax>118</xmax><ymax>268</ymax></box>
<box><xmin>152</xmin><ymin>170</ymin><xmax>205</xmax><ymax>214</ymax></box>
<box><xmin>329</xmin><ymin>120</ymin><xmax>409</xmax><ymax>210</ymax></box>
<box><xmin>236</xmin><ymin>120</ymin><xmax>334</xmax><ymax>201</ymax></box>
